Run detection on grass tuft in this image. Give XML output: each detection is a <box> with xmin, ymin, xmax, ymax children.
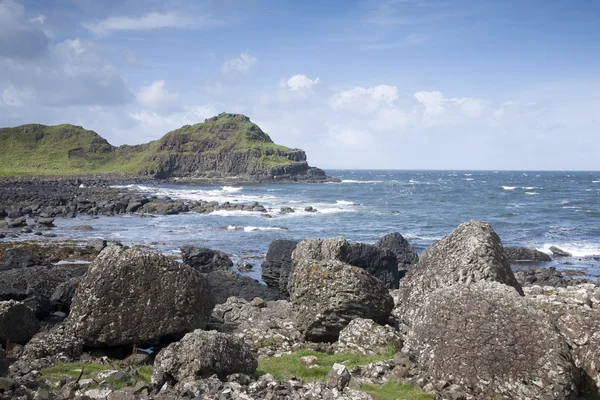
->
<box><xmin>360</xmin><ymin>381</ymin><xmax>433</xmax><ymax>400</ymax></box>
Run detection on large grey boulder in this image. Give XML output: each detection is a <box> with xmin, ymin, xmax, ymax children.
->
<box><xmin>505</xmin><ymin>246</ymin><xmax>552</xmax><ymax>262</ymax></box>
<box><xmin>333</xmin><ymin>318</ymin><xmax>402</xmax><ymax>355</ymax></box>
<box><xmin>180</xmin><ymin>245</ymin><xmax>233</xmax><ymax>273</ymax></box>
<box><xmin>404</xmin><ymin>281</ymin><xmax>578</xmax><ymax>400</ymax></box>
<box><xmin>66</xmin><ymin>246</ymin><xmax>215</xmax><ymax>347</ymax></box>
<box><xmin>375</xmin><ymin>232</ymin><xmax>419</xmax><ymax>278</ymax></box>
<box><xmin>261</xmin><ymin>239</ymin><xmax>298</xmax><ymax>296</ymax></box>
<box><xmin>0</xmin><ymin>300</ymin><xmax>39</xmax><ymax>344</ymax></box>
<box><xmin>290</xmin><ymin>259</ymin><xmax>393</xmax><ymax>342</ymax></box>
<box><xmin>291</xmin><ymin>236</ymin><xmax>399</xmax><ymax>289</ymax></box>
<box><xmin>152</xmin><ymin>330</ymin><xmax>257</xmax><ymax>388</ymax></box>
<box><xmin>394</xmin><ymin>221</ymin><xmax>523</xmax><ymax>327</ymax></box>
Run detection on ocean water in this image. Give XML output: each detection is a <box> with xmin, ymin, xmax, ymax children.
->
<box><xmin>48</xmin><ymin>170</ymin><xmax>600</xmax><ymax>281</ymax></box>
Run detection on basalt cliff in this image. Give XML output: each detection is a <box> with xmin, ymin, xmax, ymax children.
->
<box><xmin>0</xmin><ymin>113</ymin><xmax>337</xmax><ymax>183</ymax></box>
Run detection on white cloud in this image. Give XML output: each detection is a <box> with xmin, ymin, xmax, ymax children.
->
<box><xmin>1</xmin><ymin>84</ymin><xmax>34</xmax><ymax>107</ymax></box>
<box><xmin>83</xmin><ymin>12</ymin><xmax>222</xmax><ymax>36</ymax></box>
<box><xmin>324</xmin><ymin>125</ymin><xmax>370</xmax><ymax>147</ymax></box>
<box><xmin>222</xmin><ymin>51</ymin><xmax>257</xmax><ymax>74</ymax></box>
<box><xmin>136</xmin><ymin>80</ymin><xmax>180</xmax><ymax>113</ymax></box>
<box><xmin>414</xmin><ymin>90</ymin><xmax>446</xmax><ymax>115</ymax></box>
<box><xmin>331</xmin><ymin>85</ymin><xmax>398</xmax><ymax>112</ymax></box>
<box><xmin>286</xmin><ymin>75</ymin><xmax>320</xmax><ymax>91</ymax></box>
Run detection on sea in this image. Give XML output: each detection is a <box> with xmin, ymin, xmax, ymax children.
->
<box><xmin>49</xmin><ymin>170</ymin><xmax>600</xmax><ymax>281</ymax></box>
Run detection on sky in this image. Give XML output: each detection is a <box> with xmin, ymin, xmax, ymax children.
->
<box><xmin>0</xmin><ymin>0</ymin><xmax>599</xmax><ymax>170</ymax></box>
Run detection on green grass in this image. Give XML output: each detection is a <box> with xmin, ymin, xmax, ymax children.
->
<box><xmin>360</xmin><ymin>381</ymin><xmax>433</xmax><ymax>400</ymax></box>
<box><xmin>0</xmin><ymin>113</ymin><xmax>297</xmax><ymax>177</ymax></box>
<box><xmin>40</xmin><ymin>361</ymin><xmax>152</xmax><ymax>390</ymax></box>
<box><xmin>256</xmin><ymin>347</ymin><xmax>395</xmax><ymax>382</ymax></box>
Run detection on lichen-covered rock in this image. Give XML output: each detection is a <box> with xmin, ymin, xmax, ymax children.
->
<box><xmin>290</xmin><ymin>259</ymin><xmax>393</xmax><ymax>342</ymax></box>
<box><xmin>404</xmin><ymin>282</ymin><xmax>578</xmax><ymax>400</ymax></box>
<box><xmin>180</xmin><ymin>245</ymin><xmax>233</xmax><ymax>273</ymax></box>
<box><xmin>394</xmin><ymin>221</ymin><xmax>523</xmax><ymax>327</ymax></box>
<box><xmin>261</xmin><ymin>239</ymin><xmax>298</xmax><ymax>296</ymax></box>
<box><xmin>526</xmin><ymin>284</ymin><xmax>600</xmax><ymax>389</ymax></box>
<box><xmin>291</xmin><ymin>236</ymin><xmax>399</xmax><ymax>289</ymax></box>
<box><xmin>19</xmin><ymin>327</ymin><xmax>82</xmax><ymax>361</ymax></box>
<box><xmin>504</xmin><ymin>246</ymin><xmax>552</xmax><ymax>262</ymax></box>
<box><xmin>333</xmin><ymin>318</ymin><xmax>402</xmax><ymax>355</ymax></box>
<box><xmin>66</xmin><ymin>245</ymin><xmax>215</xmax><ymax>347</ymax></box>
<box><xmin>375</xmin><ymin>232</ymin><xmax>418</xmax><ymax>278</ymax></box>
<box><xmin>152</xmin><ymin>330</ymin><xmax>257</xmax><ymax>389</ymax></box>
<box><xmin>0</xmin><ymin>300</ymin><xmax>39</xmax><ymax>344</ymax></box>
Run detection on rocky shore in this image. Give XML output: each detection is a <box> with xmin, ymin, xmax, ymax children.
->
<box><xmin>1</xmin><ymin>218</ymin><xmax>599</xmax><ymax>400</ymax></box>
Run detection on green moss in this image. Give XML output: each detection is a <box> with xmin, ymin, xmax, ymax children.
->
<box><xmin>360</xmin><ymin>381</ymin><xmax>433</xmax><ymax>400</ymax></box>
<box><xmin>40</xmin><ymin>361</ymin><xmax>152</xmax><ymax>390</ymax></box>
<box><xmin>256</xmin><ymin>347</ymin><xmax>395</xmax><ymax>382</ymax></box>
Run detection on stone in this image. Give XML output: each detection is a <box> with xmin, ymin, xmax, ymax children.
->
<box><xmin>280</xmin><ymin>207</ymin><xmax>295</xmax><ymax>214</ymax></box>
<box><xmin>86</xmin><ymin>239</ymin><xmax>107</xmax><ymax>253</ymax></box>
<box><xmin>299</xmin><ymin>355</ymin><xmax>318</xmax><ymax>366</ymax></box>
<box><xmin>66</xmin><ymin>245</ymin><xmax>215</xmax><ymax>347</ymax></box>
<box><xmin>180</xmin><ymin>245</ymin><xmax>233</xmax><ymax>273</ymax></box>
<box><xmin>236</xmin><ymin>260</ymin><xmax>253</xmax><ymax>272</ymax></box>
<box><xmin>70</xmin><ymin>225</ymin><xmax>93</xmax><ymax>231</ymax></box>
<box><xmin>7</xmin><ymin>218</ymin><xmax>27</xmax><ymax>228</ymax></box>
<box><xmin>20</xmin><ymin>329</ymin><xmax>83</xmax><ymax>361</ymax></box>
<box><xmin>261</xmin><ymin>240</ymin><xmax>298</xmax><ymax>296</ymax></box>
<box><xmin>0</xmin><ymin>248</ymin><xmax>40</xmax><ymax>271</ymax></box>
<box><xmin>327</xmin><ymin>363</ymin><xmax>350</xmax><ymax>390</ymax></box>
<box><xmin>550</xmin><ymin>246</ymin><xmax>573</xmax><ymax>257</ymax></box>
<box><xmin>403</xmin><ymin>281</ymin><xmax>578</xmax><ymax>400</ymax></box>
<box><xmin>291</xmin><ymin>236</ymin><xmax>400</xmax><ymax>289</ymax></box>
<box><xmin>0</xmin><ymin>300</ymin><xmax>39</xmax><ymax>344</ymax></box>
<box><xmin>514</xmin><ymin>266</ymin><xmax>590</xmax><ymax>288</ymax></box>
<box><xmin>504</xmin><ymin>246</ymin><xmax>552</xmax><ymax>262</ymax></box>
<box><xmin>334</xmin><ymin>318</ymin><xmax>402</xmax><ymax>355</ymax></box>
<box><xmin>375</xmin><ymin>232</ymin><xmax>419</xmax><ymax>278</ymax></box>
<box><xmin>205</xmin><ymin>270</ymin><xmax>283</xmax><ymax>304</ymax></box>
<box><xmin>152</xmin><ymin>330</ymin><xmax>257</xmax><ymax>389</ymax></box>
<box><xmin>304</xmin><ymin>206</ymin><xmax>317</xmax><ymax>212</ymax></box>
<box><xmin>393</xmin><ymin>221</ymin><xmax>524</xmax><ymax>328</ymax></box>
<box><xmin>35</xmin><ymin>218</ymin><xmax>55</xmax><ymax>227</ymax></box>
<box><xmin>290</xmin><ymin>259</ymin><xmax>393</xmax><ymax>342</ymax></box>
<box><xmin>50</xmin><ymin>276</ymin><xmax>81</xmax><ymax>312</ymax></box>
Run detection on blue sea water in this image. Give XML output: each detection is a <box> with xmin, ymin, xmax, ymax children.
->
<box><xmin>50</xmin><ymin>170</ymin><xmax>600</xmax><ymax>280</ymax></box>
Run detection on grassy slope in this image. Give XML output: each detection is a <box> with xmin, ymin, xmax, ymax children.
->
<box><xmin>0</xmin><ymin>114</ymin><xmax>295</xmax><ymax>177</ymax></box>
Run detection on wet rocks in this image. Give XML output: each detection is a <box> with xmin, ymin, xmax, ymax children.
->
<box><xmin>66</xmin><ymin>246</ymin><xmax>215</xmax><ymax>347</ymax></box>
<box><xmin>152</xmin><ymin>330</ymin><xmax>257</xmax><ymax>388</ymax></box>
<box><xmin>550</xmin><ymin>246</ymin><xmax>573</xmax><ymax>257</ymax></box>
<box><xmin>514</xmin><ymin>266</ymin><xmax>592</xmax><ymax>288</ymax></box>
<box><xmin>291</xmin><ymin>236</ymin><xmax>400</xmax><ymax>289</ymax></box>
<box><xmin>375</xmin><ymin>232</ymin><xmax>419</xmax><ymax>279</ymax></box>
<box><xmin>180</xmin><ymin>245</ymin><xmax>233</xmax><ymax>273</ymax></box>
<box><xmin>333</xmin><ymin>318</ymin><xmax>402</xmax><ymax>355</ymax></box>
<box><xmin>236</xmin><ymin>260</ymin><xmax>253</xmax><ymax>272</ymax></box>
<box><xmin>0</xmin><ymin>300</ymin><xmax>39</xmax><ymax>344</ymax></box>
<box><xmin>290</xmin><ymin>259</ymin><xmax>393</xmax><ymax>342</ymax></box>
<box><xmin>0</xmin><ymin>248</ymin><xmax>40</xmax><ymax>271</ymax></box>
<box><xmin>261</xmin><ymin>239</ymin><xmax>298</xmax><ymax>296</ymax></box>
<box><xmin>505</xmin><ymin>246</ymin><xmax>552</xmax><ymax>262</ymax></box>
<box><xmin>280</xmin><ymin>207</ymin><xmax>295</xmax><ymax>214</ymax></box>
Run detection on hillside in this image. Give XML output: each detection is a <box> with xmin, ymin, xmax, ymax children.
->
<box><xmin>0</xmin><ymin>113</ymin><xmax>334</xmax><ymax>182</ymax></box>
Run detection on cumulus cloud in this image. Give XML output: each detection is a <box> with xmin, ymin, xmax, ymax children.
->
<box><xmin>83</xmin><ymin>12</ymin><xmax>222</xmax><ymax>36</ymax></box>
<box><xmin>331</xmin><ymin>85</ymin><xmax>398</xmax><ymax>112</ymax></box>
<box><xmin>136</xmin><ymin>80</ymin><xmax>180</xmax><ymax>113</ymax></box>
<box><xmin>286</xmin><ymin>75</ymin><xmax>320</xmax><ymax>91</ymax></box>
<box><xmin>0</xmin><ymin>0</ymin><xmax>49</xmax><ymax>59</ymax></box>
<box><xmin>1</xmin><ymin>84</ymin><xmax>34</xmax><ymax>107</ymax></box>
<box><xmin>222</xmin><ymin>51</ymin><xmax>257</xmax><ymax>74</ymax></box>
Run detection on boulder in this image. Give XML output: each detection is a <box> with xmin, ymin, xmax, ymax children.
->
<box><xmin>19</xmin><ymin>328</ymin><xmax>83</xmax><ymax>361</ymax></box>
<box><xmin>394</xmin><ymin>221</ymin><xmax>523</xmax><ymax>327</ymax></box>
<box><xmin>66</xmin><ymin>246</ymin><xmax>215</xmax><ymax>347</ymax></box>
<box><xmin>404</xmin><ymin>282</ymin><xmax>578</xmax><ymax>400</ymax></box>
<box><xmin>70</xmin><ymin>225</ymin><xmax>93</xmax><ymax>231</ymax></box>
<box><xmin>514</xmin><ymin>266</ymin><xmax>590</xmax><ymax>288</ymax></box>
<box><xmin>236</xmin><ymin>260</ymin><xmax>253</xmax><ymax>272</ymax></box>
<box><xmin>261</xmin><ymin>239</ymin><xmax>298</xmax><ymax>296</ymax></box>
<box><xmin>327</xmin><ymin>363</ymin><xmax>350</xmax><ymax>390</ymax></box>
<box><xmin>152</xmin><ymin>330</ymin><xmax>257</xmax><ymax>388</ymax></box>
<box><xmin>291</xmin><ymin>236</ymin><xmax>400</xmax><ymax>289</ymax></box>
<box><xmin>333</xmin><ymin>318</ymin><xmax>402</xmax><ymax>355</ymax></box>
<box><xmin>375</xmin><ymin>232</ymin><xmax>419</xmax><ymax>278</ymax></box>
<box><xmin>504</xmin><ymin>246</ymin><xmax>552</xmax><ymax>262</ymax></box>
<box><xmin>280</xmin><ymin>207</ymin><xmax>295</xmax><ymax>214</ymax></box>
<box><xmin>0</xmin><ymin>248</ymin><xmax>40</xmax><ymax>271</ymax></box>
<box><xmin>290</xmin><ymin>259</ymin><xmax>393</xmax><ymax>342</ymax></box>
<box><xmin>180</xmin><ymin>245</ymin><xmax>233</xmax><ymax>273</ymax></box>
<box><xmin>550</xmin><ymin>246</ymin><xmax>573</xmax><ymax>257</ymax></box>
<box><xmin>0</xmin><ymin>300</ymin><xmax>39</xmax><ymax>344</ymax></box>
<box><xmin>205</xmin><ymin>270</ymin><xmax>283</xmax><ymax>304</ymax></box>
<box><xmin>50</xmin><ymin>276</ymin><xmax>81</xmax><ymax>312</ymax></box>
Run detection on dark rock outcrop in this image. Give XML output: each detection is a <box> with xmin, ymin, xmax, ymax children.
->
<box><xmin>152</xmin><ymin>330</ymin><xmax>257</xmax><ymax>388</ymax></box>
<box><xmin>505</xmin><ymin>246</ymin><xmax>552</xmax><ymax>262</ymax></box>
<box><xmin>0</xmin><ymin>301</ymin><xmax>39</xmax><ymax>344</ymax></box>
<box><xmin>50</xmin><ymin>276</ymin><xmax>81</xmax><ymax>312</ymax></box>
<box><xmin>514</xmin><ymin>266</ymin><xmax>592</xmax><ymax>288</ymax></box>
<box><xmin>0</xmin><ymin>248</ymin><xmax>40</xmax><ymax>271</ymax></box>
<box><xmin>180</xmin><ymin>245</ymin><xmax>233</xmax><ymax>273</ymax></box>
<box><xmin>375</xmin><ymin>232</ymin><xmax>419</xmax><ymax>278</ymax></box>
<box><xmin>261</xmin><ymin>239</ymin><xmax>298</xmax><ymax>296</ymax></box>
<box><xmin>66</xmin><ymin>246</ymin><xmax>215</xmax><ymax>347</ymax></box>
<box><xmin>404</xmin><ymin>282</ymin><xmax>578</xmax><ymax>400</ymax></box>
<box><xmin>550</xmin><ymin>246</ymin><xmax>573</xmax><ymax>257</ymax></box>
<box><xmin>290</xmin><ymin>259</ymin><xmax>393</xmax><ymax>342</ymax></box>
<box><xmin>205</xmin><ymin>270</ymin><xmax>284</xmax><ymax>304</ymax></box>
<box><xmin>291</xmin><ymin>236</ymin><xmax>400</xmax><ymax>289</ymax></box>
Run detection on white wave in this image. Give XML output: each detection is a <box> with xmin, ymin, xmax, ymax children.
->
<box><xmin>465</xmin><ymin>178</ymin><xmax>474</xmax><ymax>181</ymax></box>
<box><xmin>464</xmin><ymin>173</ymin><xmax>472</xmax><ymax>176</ymax></box>
<box><xmin>341</xmin><ymin>180</ymin><xmax>383</xmax><ymax>184</ymax></box>
<box><xmin>593</xmin><ymin>180</ymin><xmax>600</xmax><ymax>183</ymax></box>
<box><xmin>336</xmin><ymin>200</ymin><xmax>356</xmax><ymax>205</ymax></box>
<box><xmin>522</xmin><ymin>187</ymin><xmax>541</xmax><ymax>190</ymax></box>
<box><xmin>409</xmin><ymin>179</ymin><xmax>419</xmax><ymax>184</ymax></box>
<box><xmin>222</xmin><ymin>186</ymin><xmax>242</xmax><ymax>192</ymax></box>
<box><xmin>525</xmin><ymin>192</ymin><xmax>539</xmax><ymax>195</ymax></box>
<box><xmin>242</xmin><ymin>226</ymin><xmax>288</xmax><ymax>232</ymax></box>
<box><xmin>539</xmin><ymin>243</ymin><xmax>600</xmax><ymax>258</ymax></box>
<box><xmin>502</xmin><ymin>186</ymin><xmax>516</xmax><ymax>190</ymax></box>
<box><xmin>562</xmin><ymin>206</ymin><xmax>582</xmax><ymax>209</ymax></box>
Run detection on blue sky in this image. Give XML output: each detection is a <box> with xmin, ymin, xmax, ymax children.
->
<box><xmin>0</xmin><ymin>0</ymin><xmax>599</xmax><ymax>170</ymax></box>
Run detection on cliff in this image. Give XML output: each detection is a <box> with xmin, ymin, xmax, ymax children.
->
<box><xmin>0</xmin><ymin>113</ymin><xmax>336</xmax><ymax>182</ymax></box>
